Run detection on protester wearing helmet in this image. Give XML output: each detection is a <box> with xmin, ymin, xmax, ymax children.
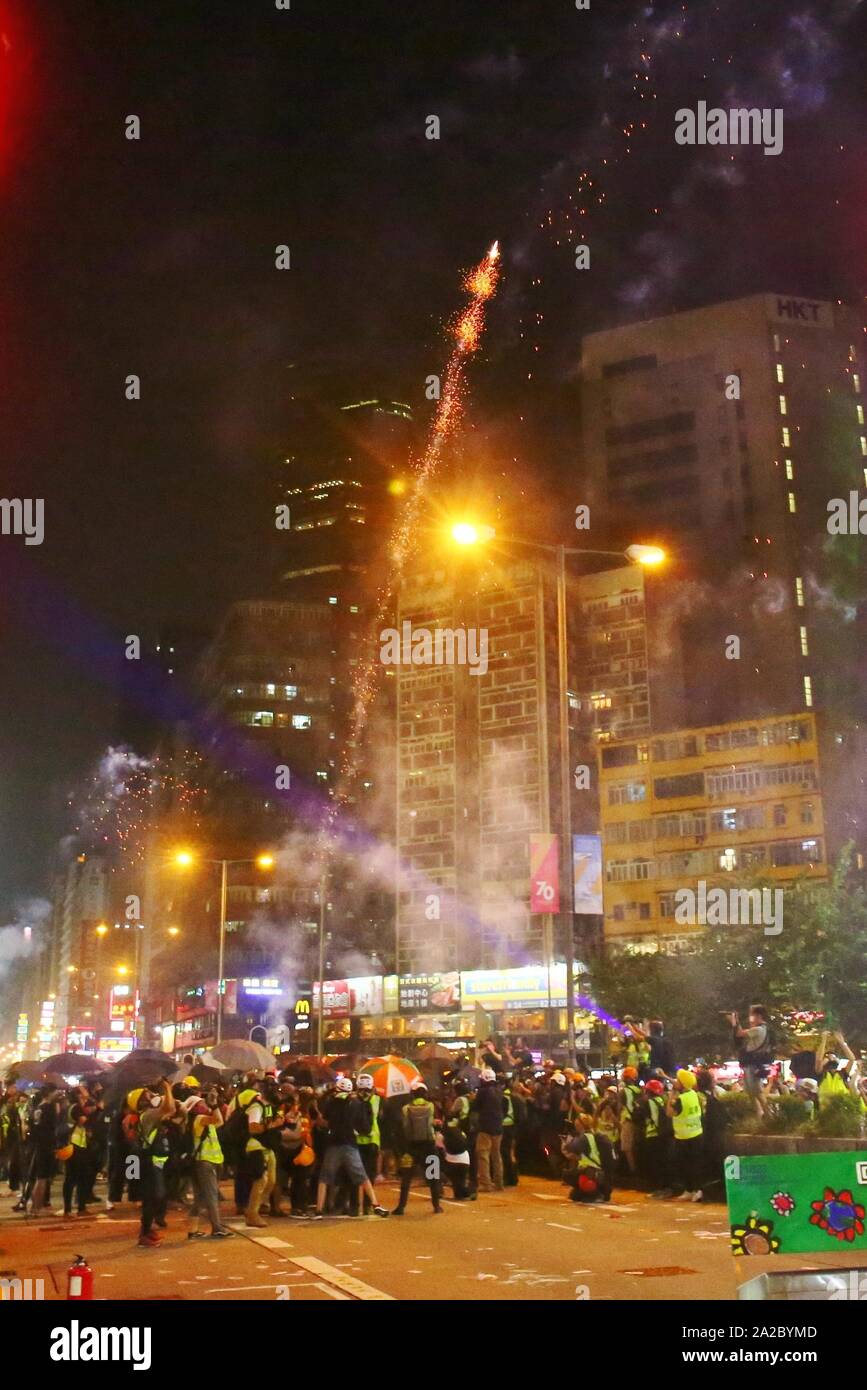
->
<box><xmin>618</xmin><ymin>1066</ymin><xmax>642</xmax><ymax>1178</ymax></box>
<box><xmin>393</xmin><ymin>1078</ymin><xmax>443</xmax><ymax>1215</ymax></box>
<box><xmin>667</xmin><ymin>1069</ymin><xmax>704</xmax><ymax>1202</ymax></box>
<box><xmin>351</xmin><ymin>1073</ymin><xmax>382</xmax><ymax>1216</ymax></box>
<box><xmin>314</xmin><ymin>1076</ymin><xmax>388</xmax><ymax>1220</ymax></box>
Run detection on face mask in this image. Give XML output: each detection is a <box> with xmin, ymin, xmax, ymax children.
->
<box><xmin>150</xmin><ymin>1096</ymin><xmax>161</xmax><ymax>1108</ymax></box>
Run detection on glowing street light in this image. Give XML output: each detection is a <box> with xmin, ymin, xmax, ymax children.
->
<box><xmin>173</xmin><ymin>847</ymin><xmax>276</xmax><ymax>1041</ymax></box>
<box><xmin>625</xmin><ymin>543</ymin><xmax>667</xmax><ymax>567</ymax></box>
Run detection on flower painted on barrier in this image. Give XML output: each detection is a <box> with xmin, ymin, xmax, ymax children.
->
<box><xmin>770</xmin><ymin>1191</ymin><xmax>796</xmax><ymax>1218</ymax></box>
<box><xmin>809</xmin><ymin>1188</ymin><xmax>866</xmax><ymax>1243</ymax></box>
<box><xmin>730</xmin><ymin>1213</ymin><xmax>782</xmax><ymax>1256</ymax></box>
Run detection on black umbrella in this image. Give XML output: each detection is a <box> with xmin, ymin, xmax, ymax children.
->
<box><xmin>103</xmin><ymin>1048</ymin><xmax>177</xmax><ymax>1101</ymax></box>
<box><xmin>5</xmin><ymin>1061</ymin><xmax>46</xmax><ymax>1084</ymax></box>
<box><xmin>41</xmin><ymin>1053</ymin><xmax>104</xmax><ymax>1078</ymax></box>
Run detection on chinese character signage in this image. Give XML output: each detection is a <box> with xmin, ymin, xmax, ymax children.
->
<box><xmin>398</xmin><ymin>972</ymin><xmax>460</xmax><ymax>1013</ymax></box>
<box><xmin>312</xmin><ymin>976</ymin><xmax>383</xmax><ymax>1018</ymax></box>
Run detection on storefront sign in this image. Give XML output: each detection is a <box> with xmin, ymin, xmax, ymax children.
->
<box><xmin>398</xmin><ymin>972</ymin><xmax>460</xmax><ymax>1013</ymax></box>
<box><xmin>313</xmin><ymin>976</ymin><xmax>383</xmax><ymax>1018</ymax></box>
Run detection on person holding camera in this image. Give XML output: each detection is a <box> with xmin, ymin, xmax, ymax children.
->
<box><xmin>728</xmin><ymin>1004</ymin><xmax>772</xmax><ymax>1104</ymax></box>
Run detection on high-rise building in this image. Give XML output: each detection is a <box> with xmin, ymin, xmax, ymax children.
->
<box><xmin>581</xmin><ymin>294</ymin><xmax>866</xmax><ymax>728</ymax></box>
<box><xmin>597</xmin><ymin>711</ymin><xmax>829</xmax><ymax>952</ymax></box>
<box><xmin>394</xmin><ymin>551</ymin><xmax>644</xmax><ymax>975</ymax></box>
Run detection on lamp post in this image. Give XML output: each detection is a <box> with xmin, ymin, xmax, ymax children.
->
<box><xmin>174</xmin><ymin>850</ymin><xmax>274</xmax><ymax>1044</ymax></box>
<box><xmin>450</xmin><ymin>523</ymin><xmax>665</xmax><ymax>1065</ymax></box>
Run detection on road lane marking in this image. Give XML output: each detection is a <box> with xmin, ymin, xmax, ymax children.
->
<box><xmin>289</xmin><ymin>1255</ymin><xmax>394</xmax><ymax>1300</ymax></box>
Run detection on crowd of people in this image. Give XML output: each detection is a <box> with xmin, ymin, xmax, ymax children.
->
<box><xmin>2</xmin><ymin>1012</ymin><xmax>866</xmax><ymax>1245</ymax></box>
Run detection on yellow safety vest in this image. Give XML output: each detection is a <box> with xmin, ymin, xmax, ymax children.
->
<box><xmin>672</xmin><ymin>1089</ymin><xmax>702</xmax><ymax>1141</ymax></box>
<box><xmin>194</xmin><ymin>1117</ymin><xmax>224</xmax><ymax>1165</ymax></box>
<box><xmin>357</xmin><ymin>1092</ymin><xmax>381</xmax><ymax>1147</ymax></box>
<box><xmin>620</xmin><ymin>1084</ymin><xmax>641</xmax><ymax>1127</ymax></box>
<box><xmin>645</xmin><ymin>1096</ymin><xmax>663</xmax><ymax>1139</ymax></box>
<box><xmin>577</xmin><ymin>1131</ymin><xmax>602</xmax><ymax>1170</ymax></box>
<box><xmin>818</xmin><ymin>1072</ymin><xmax>849</xmax><ymax>1107</ymax></box>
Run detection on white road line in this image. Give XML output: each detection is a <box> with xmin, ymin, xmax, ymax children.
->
<box><xmin>290</xmin><ymin>1255</ymin><xmax>395</xmax><ymax>1300</ymax></box>
<box><xmin>546</xmin><ymin>1222</ymin><xmax>585</xmax><ymax>1233</ymax></box>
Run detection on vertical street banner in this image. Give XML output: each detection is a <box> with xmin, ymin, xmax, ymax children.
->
<box><xmin>572</xmin><ymin>834</ymin><xmax>603</xmax><ymax>914</ymax></box>
<box><xmin>530</xmin><ymin>833</ymin><xmax>560</xmax><ymax>913</ymax></box>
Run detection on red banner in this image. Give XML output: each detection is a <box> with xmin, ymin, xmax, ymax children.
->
<box><xmin>530</xmin><ymin>833</ymin><xmax>560</xmax><ymax>914</ymax></box>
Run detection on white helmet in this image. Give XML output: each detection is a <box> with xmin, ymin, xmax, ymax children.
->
<box><xmin>480</xmin><ymin>1067</ymin><xmax>497</xmax><ymax>1083</ymax></box>
<box><xmin>335</xmin><ymin>1076</ymin><xmax>353</xmax><ymax>1093</ymax></box>
<box><xmin>797</xmin><ymin>1077</ymin><xmax>818</xmax><ymax>1095</ymax></box>
<box><xmin>356</xmin><ymin>1073</ymin><xmax>374</xmax><ymax>1091</ymax></box>
<box><xmin>410</xmin><ymin>1077</ymin><xmax>427</xmax><ymax>1091</ymax></box>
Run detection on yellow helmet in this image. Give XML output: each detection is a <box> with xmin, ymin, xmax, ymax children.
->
<box><xmin>183</xmin><ymin>1076</ymin><xmax>200</xmax><ymax>1088</ymax></box>
<box><xmin>676</xmin><ymin>1068</ymin><xmax>697</xmax><ymax>1090</ymax></box>
<box><xmin>126</xmin><ymin>1087</ymin><xmax>146</xmax><ymax>1110</ymax></box>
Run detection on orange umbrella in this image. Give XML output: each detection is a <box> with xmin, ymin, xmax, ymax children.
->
<box><xmin>358</xmin><ymin>1054</ymin><xmax>421</xmax><ymax>1098</ymax></box>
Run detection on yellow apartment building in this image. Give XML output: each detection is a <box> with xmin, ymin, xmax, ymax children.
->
<box><xmin>598</xmin><ymin>711</ymin><xmax>827</xmax><ymax>951</ymax></box>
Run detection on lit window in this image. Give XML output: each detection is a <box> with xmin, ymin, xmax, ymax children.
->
<box><xmin>266</xmin><ymin>683</ymin><xmax>276</xmax><ymax>696</ymax></box>
<box><xmin>251</xmin><ymin>711</ymin><xmax>274</xmax><ymax>727</ymax></box>
<box><xmin>773</xmin><ymin>333</ymin><xmax>781</xmax><ymax>353</ymax></box>
<box><xmin>803</xmin><ymin>675</ymin><xmax>813</xmax><ymax>708</ymax></box>
<box><xmin>858</xmin><ymin>405</ymin><xmax>865</xmax><ymax>426</ymax></box>
<box><xmin>328</xmin><ymin>596</ymin><xmax>338</xmax><ymax>605</ymax></box>
<box><xmin>788</xmin><ymin>492</ymin><xmax>797</xmax><ymax>513</ymax></box>
<box><xmin>795</xmin><ymin>577</ymin><xmax>805</xmax><ymax>607</ymax></box>
<box><xmin>719</xmin><ymin>848</ymin><xmax>737</xmax><ymax>872</ymax></box>
<box><xmin>861</xmin><ymin>437</ymin><xmax>867</xmax><ymax>457</ymax></box>
<box><xmin>854</xmin><ymin>374</ymin><xmax>862</xmax><ymax>393</ymax></box>
<box><xmin>779</xmin><ymin>395</ymin><xmax>787</xmax><ymax>415</ymax></box>
<box><xmin>785</xmin><ymin>458</ymin><xmax>794</xmax><ymax>480</ymax></box>
<box><xmin>782</xmin><ymin>427</ymin><xmax>791</xmax><ymax>447</ymax></box>
<box><xmin>776</xmin><ymin>363</ymin><xmax>784</xmax><ymax>384</ymax></box>
<box><xmin>292</xmin><ymin>714</ymin><xmax>312</xmax><ymax>729</ymax></box>
<box><xmin>284</xmin><ymin>684</ymin><xmax>297</xmax><ymax>699</ymax></box>
<box><xmin>799</xmin><ymin>626</ymin><xmax>809</xmax><ymax>656</ymax></box>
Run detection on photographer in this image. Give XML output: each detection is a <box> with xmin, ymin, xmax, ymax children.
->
<box><xmin>184</xmin><ymin>1077</ymin><xmax>234</xmax><ymax>1240</ymax></box>
<box><xmin>727</xmin><ymin>1004</ymin><xmax>772</xmax><ymax>1106</ymax></box>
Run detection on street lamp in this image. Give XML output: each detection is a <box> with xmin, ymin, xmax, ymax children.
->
<box><xmin>174</xmin><ymin>848</ymin><xmax>275</xmax><ymax>1044</ymax></box>
<box><xmin>449</xmin><ymin>521</ymin><xmax>667</xmax><ymax>1064</ymax></box>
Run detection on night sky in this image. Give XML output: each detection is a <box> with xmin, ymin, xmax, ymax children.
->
<box><xmin>1</xmin><ymin>0</ymin><xmax>865</xmax><ymax>914</ymax></box>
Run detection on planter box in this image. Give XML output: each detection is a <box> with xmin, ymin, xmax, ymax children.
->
<box><xmin>731</xmin><ymin>1133</ymin><xmax>866</xmax><ymax>1155</ymax></box>
<box><xmin>730</xmin><ymin>1133</ymin><xmax>800</xmax><ymax>1155</ymax></box>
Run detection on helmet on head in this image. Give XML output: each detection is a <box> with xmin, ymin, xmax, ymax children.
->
<box><xmin>480</xmin><ymin>1068</ymin><xmax>496</xmax><ymax>1084</ymax></box>
<box><xmin>410</xmin><ymin>1077</ymin><xmax>428</xmax><ymax>1092</ymax></box>
<box><xmin>797</xmin><ymin>1077</ymin><xmax>818</xmax><ymax>1095</ymax></box>
<box><xmin>645</xmin><ymin>1079</ymin><xmax>665</xmax><ymax>1096</ymax></box>
<box><xmin>335</xmin><ymin>1076</ymin><xmax>353</xmax><ymax>1093</ymax></box>
<box><xmin>552</xmin><ymin>1072</ymin><xmax>567</xmax><ymax>1086</ymax></box>
<box><xmin>126</xmin><ymin>1088</ymin><xmax>146</xmax><ymax>1111</ymax></box>
<box><xmin>622</xmin><ymin>1067</ymin><xmax>638</xmax><ymax>1082</ymax></box>
<box><xmin>572</xmin><ymin>1073</ymin><xmax>586</xmax><ymax>1086</ymax></box>
<box><xmin>356</xmin><ymin>1073</ymin><xmax>374</xmax><ymax>1090</ymax></box>
<box><xmin>676</xmin><ymin>1069</ymin><xmax>697</xmax><ymax>1090</ymax></box>
<box><xmin>183</xmin><ymin>1076</ymin><xmax>200</xmax><ymax>1088</ymax></box>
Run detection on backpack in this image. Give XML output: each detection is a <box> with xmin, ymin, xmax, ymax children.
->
<box><xmin>739</xmin><ymin>1023</ymin><xmax>774</xmax><ymax>1070</ymax></box>
<box><xmin>402</xmin><ymin>1101</ymin><xmax>432</xmax><ymax>1144</ymax></box>
<box><xmin>221</xmin><ymin>1094</ymin><xmax>257</xmax><ymax>1166</ymax></box>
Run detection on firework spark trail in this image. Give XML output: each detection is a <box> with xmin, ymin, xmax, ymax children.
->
<box><xmin>327</xmin><ymin>241</ymin><xmax>501</xmax><ymax>831</ymax></box>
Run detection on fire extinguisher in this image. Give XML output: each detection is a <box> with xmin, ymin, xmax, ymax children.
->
<box><xmin>66</xmin><ymin>1254</ymin><xmax>94</xmax><ymax>1300</ymax></box>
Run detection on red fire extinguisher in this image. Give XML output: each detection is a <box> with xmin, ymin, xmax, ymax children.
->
<box><xmin>66</xmin><ymin>1254</ymin><xmax>94</xmax><ymax>1300</ymax></box>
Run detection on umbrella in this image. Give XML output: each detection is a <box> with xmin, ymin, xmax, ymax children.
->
<box><xmin>210</xmin><ymin>1039</ymin><xmax>274</xmax><ymax>1072</ymax></box>
<box><xmin>196</xmin><ymin>1051</ymin><xmax>228</xmax><ymax>1071</ymax></box>
<box><xmin>102</xmin><ymin>1049</ymin><xmax>178</xmax><ymax>1101</ymax></box>
<box><xmin>5</xmin><ymin>1061</ymin><xmax>46</xmax><ymax>1084</ymax></box>
<box><xmin>358</xmin><ymin>1054</ymin><xmax>422</xmax><ymax>1098</ymax></box>
<box><xmin>169</xmin><ymin>1062</ymin><xmax>225</xmax><ymax>1087</ymax></box>
<box><xmin>277</xmin><ymin>1054</ymin><xmax>335</xmax><ymax>1086</ymax></box>
<box><xmin>41</xmin><ymin>1053</ymin><xmax>104</xmax><ymax>1078</ymax></box>
<box><xmin>415</xmin><ymin>1044</ymin><xmax>453</xmax><ymax>1061</ymax></box>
